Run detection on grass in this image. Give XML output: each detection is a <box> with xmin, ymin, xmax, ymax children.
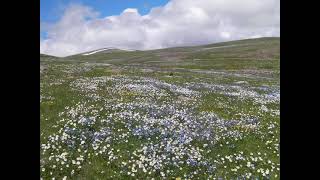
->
<box><xmin>41</xmin><ymin>37</ymin><xmax>280</xmax><ymax>179</ymax></box>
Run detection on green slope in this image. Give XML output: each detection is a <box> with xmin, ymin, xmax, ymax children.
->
<box><xmin>40</xmin><ymin>37</ymin><xmax>280</xmax><ymax>179</ymax></box>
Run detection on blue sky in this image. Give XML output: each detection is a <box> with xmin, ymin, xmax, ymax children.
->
<box><xmin>40</xmin><ymin>0</ymin><xmax>169</xmax><ymax>39</ymax></box>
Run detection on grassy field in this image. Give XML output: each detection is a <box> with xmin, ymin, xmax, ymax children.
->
<box><xmin>40</xmin><ymin>37</ymin><xmax>280</xmax><ymax>179</ymax></box>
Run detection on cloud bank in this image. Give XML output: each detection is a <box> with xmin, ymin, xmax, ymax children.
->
<box><xmin>40</xmin><ymin>0</ymin><xmax>280</xmax><ymax>57</ymax></box>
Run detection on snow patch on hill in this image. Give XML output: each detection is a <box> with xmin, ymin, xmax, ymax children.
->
<box><xmin>82</xmin><ymin>48</ymin><xmax>135</xmax><ymax>56</ymax></box>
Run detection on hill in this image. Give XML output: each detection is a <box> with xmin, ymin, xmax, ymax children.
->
<box><xmin>40</xmin><ymin>37</ymin><xmax>280</xmax><ymax>179</ymax></box>
<box><xmin>62</xmin><ymin>37</ymin><xmax>279</xmax><ymax>69</ymax></box>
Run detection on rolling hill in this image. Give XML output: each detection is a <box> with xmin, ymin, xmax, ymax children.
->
<box><xmin>40</xmin><ymin>37</ymin><xmax>280</xmax><ymax>179</ymax></box>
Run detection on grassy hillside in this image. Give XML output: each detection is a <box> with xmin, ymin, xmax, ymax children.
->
<box><xmin>41</xmin><ymin>37</ymin><xmax>280</xmax><ymax>179</ymax></box>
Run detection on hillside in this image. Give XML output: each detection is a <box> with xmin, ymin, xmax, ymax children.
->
<box><xmin>40</xmin><ymin>37</ymin><xmax>280</xmax><ymax>179</ymax></box>
<box><xmin>40</xmin><ymin>53</ymin><xmax>59</xmax><ymax>61</ymax></box>
<box><xmin>64</xmin><ymin>37</ymin><xmax>279</xmax><ymax>61</ymax></box>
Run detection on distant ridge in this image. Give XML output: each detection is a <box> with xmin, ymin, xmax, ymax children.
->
<box><xmin>41</xmin><ymin>54</ymin><xmax>52</xmax><ymax>57</ymax></box>
<box><xmin>42</xmin><ymin>37</ymin><xmax>279</xmax><ymax>60</ymax></box>
<box><xmin>66</xmin><ymin>37</ymin><xmax>279</xmax><ymax>57</ymax></box>
<box><xmin>40</xmin><ymin>54</ymin><xmax>58</xmax><ymax>58</ymax></box>
<box><xmin>59</xmin><ymin>37</ymin><xmax>279</xmax><ymax>62</ymax></box>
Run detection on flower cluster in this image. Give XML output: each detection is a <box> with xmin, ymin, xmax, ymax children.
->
<box><xmin>41</xmin><ymin>63</ymin><xmax>280</xmax><ymax>179</ymax></box>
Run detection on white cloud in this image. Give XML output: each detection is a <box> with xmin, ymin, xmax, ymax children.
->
<box><xmin>40</xmin><ymin>0</ymin><xmax>280</xmax><ymax>57</ymax></box>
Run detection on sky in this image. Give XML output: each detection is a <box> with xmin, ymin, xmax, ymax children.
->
<box><xmin>40</xmin><ymin>0</ymin><xmax>280</xmax><ymax>57</ymax></box>
<box><xmin>40</xmin><ymin>0</ymin><xmax>169</xmax><ymax>39</ymax></box>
